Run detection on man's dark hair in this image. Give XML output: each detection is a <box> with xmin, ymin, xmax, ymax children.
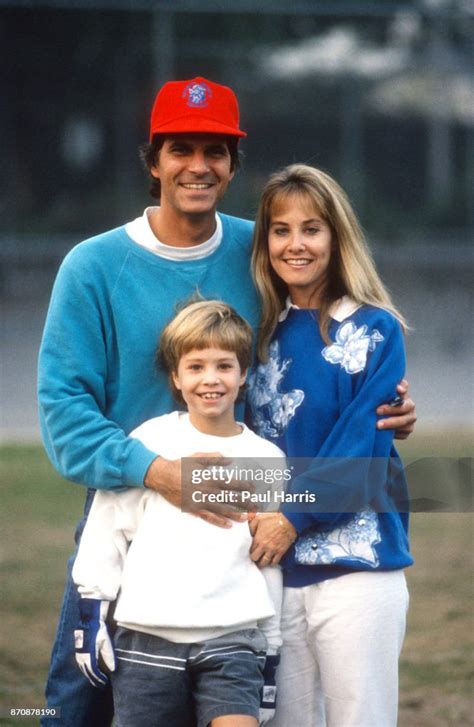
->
<box><xmin>139</xmin><ymin>135</ymin><xmax>242</xmax><ymax>200</ymax></box>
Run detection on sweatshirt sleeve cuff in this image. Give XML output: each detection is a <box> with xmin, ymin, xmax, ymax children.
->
<box><xmin>281</xmin><ymin>509</ymin><xmax>316</xmax><ymax>535</ymax></box>
<box><xmin>265</xmin><ymin>647</ymin><xmax>280</xmax><ymax>656</ymax></box>
<box><xmin>121</xmin><ymin>439</ymin><xmax>159</xmax><ymax>487</ymax></box>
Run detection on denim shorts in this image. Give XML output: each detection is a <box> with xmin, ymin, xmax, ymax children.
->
<box><xmin>111</xmin><ymin>626</ymin><xmax>267</xmax><ymax>727</ymax></box>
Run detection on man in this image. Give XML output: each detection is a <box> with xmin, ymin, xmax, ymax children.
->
<box><xmin>38</xmin><ymin>76</ymin><xmax>416</xmax><ymax>726</ymax></box>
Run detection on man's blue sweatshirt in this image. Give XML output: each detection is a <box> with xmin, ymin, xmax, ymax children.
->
<box><xmin>38</xmin><ymin>214</ymin><xmax>258</xmax><ymax>490</ymax></box>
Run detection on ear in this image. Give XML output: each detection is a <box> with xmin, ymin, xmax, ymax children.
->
<box><xmin>150</xmin><ymin>163</ymin><xmax>161</xmax><ymax>180</ymax></box>
<box><xmin>149</xmin><ymin>146</ymin><xmax>162</xmax><ymax>179</ymax></box>
<box><xmin>240</xmin><ymin>368</ymin><xmax>248</xmax><ymax>387</ymax></box>
<box><xmin>171</xmin><ymin>371</ymin><xmax>181</xmax><ymax>390</ymax></box>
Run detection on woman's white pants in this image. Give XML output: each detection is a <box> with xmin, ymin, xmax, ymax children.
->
<box><xmin>268</xmin><ymin>570</ymin><xmax>409</xmax><ymax>727</ymax></box>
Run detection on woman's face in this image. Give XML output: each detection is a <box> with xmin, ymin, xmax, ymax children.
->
<box><xmin>268</xmin><ymin>193</ymin><xmax>332</xmax><ymax>308</ymax></box>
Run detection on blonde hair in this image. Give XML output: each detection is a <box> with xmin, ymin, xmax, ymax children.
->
<box><xmin>251</xmin><ymin>164</ymin><xmax>407</xmax><ymax>361</ymax></box>
<box><xmin>158</xmin><ymin>300</ymin><xmax>253</xmax><ymax>402</ymax></box>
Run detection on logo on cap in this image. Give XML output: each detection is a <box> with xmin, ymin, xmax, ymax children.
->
<box><xmin>183</xmin><ymin>81</ymin><xmax>212</xmax><ymax>108</ymax></box>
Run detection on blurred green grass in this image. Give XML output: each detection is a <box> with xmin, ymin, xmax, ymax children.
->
<box><xmin>1</xmin><ymin>436</ymin><xmax>473</xmax><ymax>725</ymax></box>
<box><xmin>0</xmin><ymin>446</ymin><xmax>84</xmax><ymax>726</ymax></box>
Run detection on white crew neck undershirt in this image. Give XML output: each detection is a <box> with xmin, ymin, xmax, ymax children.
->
<box><xmin>125</xmin><ymin>206</ymin><xmax>223</xmax><ymax>261</ymax></box>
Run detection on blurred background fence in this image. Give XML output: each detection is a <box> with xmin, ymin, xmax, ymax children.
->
<box><xmin>1</xmin><ymin>0</ymin><xmax>473</xmax><ymax>438</ymax></box>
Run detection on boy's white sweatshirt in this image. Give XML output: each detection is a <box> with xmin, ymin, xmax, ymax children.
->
<box><xmin>72</xmin><ymin>412</ymin><xmax>285</xmax><ymax>651</ymax></box>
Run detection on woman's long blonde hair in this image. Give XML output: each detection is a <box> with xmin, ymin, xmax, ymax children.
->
<box><xmin>251</xmin><ymin>164</ymin><xmax>407</xmax><ymax>361</ymax></box>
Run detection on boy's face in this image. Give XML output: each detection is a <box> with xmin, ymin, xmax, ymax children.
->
<box><xmin>172</xmin><ymin>347</ymin><xmax>246</xmax><ymax>430</ymax></box>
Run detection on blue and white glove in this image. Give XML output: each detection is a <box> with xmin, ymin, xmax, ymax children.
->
<box><xmin>259</xmin><ymin>653</ymin><xmax>280</xmax><ymax>725</ymax></box>
<box><xmin>74</xmin><ymin>598</ymin><xmax>116</xmax><ymax>688</ymax></box>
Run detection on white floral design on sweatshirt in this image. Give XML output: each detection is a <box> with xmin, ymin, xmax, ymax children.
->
<box><xmin>295</xmin><ymin>509</ymin><xmax>381</xmax><ymax>567</ymax></box>
<box><xmin>322</xmin><ymin>321</ymin><xmax>384</xmax><ymax>374</ymax></box>
<box><xmin>248</xmin><ymin>340</ymin><xmax>304</xmax><ymax>439</ymax></box>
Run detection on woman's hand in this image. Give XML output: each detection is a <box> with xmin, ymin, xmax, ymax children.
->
<box><xmin>249</xmin><ymin>512</ymin><xmax>297</xmax><ymax>567</ymax></box>
<box><xmin>376</xmin><ymin>378</ymin><xmax>417</xmax><ymax>440</ymax></box>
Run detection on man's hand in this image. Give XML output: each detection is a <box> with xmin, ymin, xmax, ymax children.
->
<box><xmin>144</xmin><ymin>455</ymin><xmax>183</xmax><ymax>506</ymax></box>
<box><xmin>376</xmin><ymin>378</ymin><xmax>417</xmax><ymax>440</ymax></box>
<box><xmin>249</xmin><ymin>512</ymin><xmax>297</xmax><ymax>567</ymax></box>
<box><xmin>74</xmin><ymin>599</ymin><xmax>115</xmax><ymax>688</ymax></box>
<box><xmin>144</xmin><ymin>453</ymin><xmax>251</xmax><ymax>529</ymax></box>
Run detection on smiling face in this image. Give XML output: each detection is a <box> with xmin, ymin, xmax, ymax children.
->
<box><xmin>172</xmin><ymin>347</ymin><xmax>246</xmax><ymax>435</ymax></box>
<box><xmin>150</xmin><ymin>135</ymin><xmax>235</xmax><ymax>219</ymax></box>
<box><xmin>268</xmin><ymin>192</ymin><xmax>333</xmax><ymax>308</ymax></box>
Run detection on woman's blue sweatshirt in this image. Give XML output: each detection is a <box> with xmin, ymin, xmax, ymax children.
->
<box><xmin>248</xmin><ymin>300</ymin><xmax>413</xmax><ymax>587</ymax></box>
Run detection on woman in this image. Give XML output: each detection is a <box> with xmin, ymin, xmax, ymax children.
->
<box><xmin>247</xmin><ymin>164</ymin><xmax>413</xmax><ymax>727</ymax></box>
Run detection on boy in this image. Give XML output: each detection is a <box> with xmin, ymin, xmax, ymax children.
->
<box><xmin>72</xmin><ymin>301</ymin><xmax>287</xmax><ymax>727</ymax></box>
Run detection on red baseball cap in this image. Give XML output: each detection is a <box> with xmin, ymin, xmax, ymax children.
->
<box><xmin>149</xmin><ymin>76</ymin><xmax>246</xmax><ymax>141</ymax></box>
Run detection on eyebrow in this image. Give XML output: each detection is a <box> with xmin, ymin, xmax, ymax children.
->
<box><xmin>183</xmin><ymin>355</ymin><xmax>236</xmax><ymax>362</ymax></box>
<box><xmin>270</xmin><ymin>217</ymin><xmax>324</xmax><ymax>225</ymax></box>
<box><xmin>168</xmin><ymin>141</ymin><xmax>192</xmax><ymax>149</ymax></box>
<box><xmin>168</xmin><ymin>141</ymin><xmax>227</xmax><ymax>152</ymax></box>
